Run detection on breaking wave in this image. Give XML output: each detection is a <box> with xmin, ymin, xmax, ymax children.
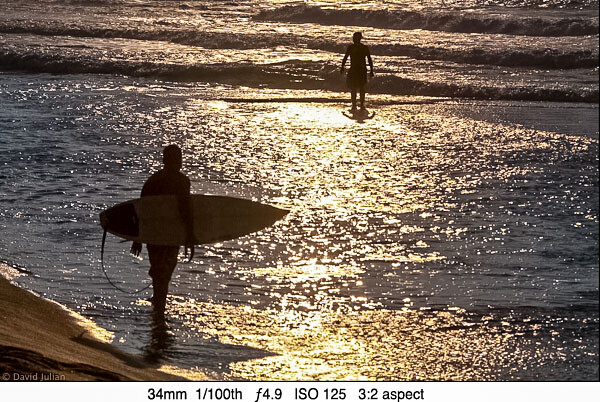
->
<box><xmin>1</xmin><ymin>49</ymin><xmax>597</xmax><ymax>103</ymax></box>
<box><xmin>254</xmin><ymin>5</ymin><xmax>600</xmax><ymax>37</ymax></box>
<box><xmin>324</xmin><ymin>43</ymin><xmax>599</xmax><ymax>70</ymax></box>
<box><xmin>0</xmin><ymin>24</ymin><xmax>597</xmax><ymax>69</ymax></box>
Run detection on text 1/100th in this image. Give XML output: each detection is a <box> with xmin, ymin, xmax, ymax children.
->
<box><xmin>197</xmin><ymin>388</ymin><xmax>243</xmax><ymax>401</ymax></box>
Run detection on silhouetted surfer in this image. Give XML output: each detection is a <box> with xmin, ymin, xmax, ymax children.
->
<box><xmin>340</xmin><ymin>32</ymin><xmax>374</xmax><ymax>111</ymax></box>
<box><xmin>131</xmin><ymin>145</ymin><xmax>193</xmax><ymax>320</ymax></box>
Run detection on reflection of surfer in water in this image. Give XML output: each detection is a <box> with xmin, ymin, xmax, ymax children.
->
<box><xmin>130</xmin><ymin>145</ymin><xmax>193</xmax><ymax>320</ymax></box>
<box><xmin>340</xmin><ymin>32</ymin><xmax>374</xmax><ymax>111</ymax></box>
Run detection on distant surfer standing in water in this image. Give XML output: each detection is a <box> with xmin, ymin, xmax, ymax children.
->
<box><xmin>130</xmin><ymin>145</ymin><xmax>193</xmax><ymax>320</ymax></box>
<box><xmin>340</xmin><ymin>32</ymin><xmax>374</xmax><ymax>111</ymax></box>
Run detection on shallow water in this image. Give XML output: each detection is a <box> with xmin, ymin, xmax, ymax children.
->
<box><xmin>0</xmin><ymin>72</ymin><xmax>597</xmax><ymax>379</ymax></box>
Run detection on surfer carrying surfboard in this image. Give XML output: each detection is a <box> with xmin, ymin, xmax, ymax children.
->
<box><xmin>130</xmin><ymin>145</ymin><xmax>194</xmax><ymax>318</ymax></box>
<box><xmin>340</xmin><ymin>32</ymin><xmax>374</xmax><ymax>111</ymax></box>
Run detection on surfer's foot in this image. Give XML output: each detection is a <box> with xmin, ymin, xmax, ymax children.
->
<box><xmin>152</xmin><ymin>310</ymin><xmax>168</xmax><ymax>328</ymax></box>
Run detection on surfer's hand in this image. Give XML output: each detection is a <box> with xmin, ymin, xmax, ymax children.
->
<box><xmin>184</xmin><ymin>237</ymin><xmax>196</xmax><ymax>261</ymax></box>
<box><xmin>185</xmin><ymin>234</ymin><xmax>197</xmax><ymax>250</ymax></box>
<box><xmin>130</xmin><ymin>242</ymin><xmax>142</xmax><ymax>257</ymax></box>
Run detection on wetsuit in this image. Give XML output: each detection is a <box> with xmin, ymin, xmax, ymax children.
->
<box><xmin>141</xmin><ymin>168</ymin><xmax>190</xmax><ymax>314</ymax></box>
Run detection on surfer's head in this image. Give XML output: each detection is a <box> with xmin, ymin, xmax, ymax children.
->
<box><xmin>353</xmin><ymin>31</ymin><xmax>362</xmax><ymax>44</ymax></box>
<box><xmin>163</xmin><ymin>144</ymin><xmax>182</xmax><ymax>171</ymax></box>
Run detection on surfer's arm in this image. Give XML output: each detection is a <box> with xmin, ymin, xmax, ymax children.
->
<box><xmin>178</xmin><ymin>194</ymin><xmax>196</xmax><ymax>261</ymax></box>
<box><xmin>131</xmin><ymin>178</ymin><xmax>152</xmax><ymax>256</ymax></box>
<box><xmin>178</xmin><ymin>177</ymin><xmax>196</xmax><ymax>249</ymax></box>
<box><xmin>367</xmin><ymin>48</ymin><xmax>374</xmax><ymax>77</ymax></box>
<box><xmin>179</xmin><ymin>195</ymin><xmax>195</xmax><ymax>242</ymax></box>
<box><xmin>340</xmin><ymin>46</ymin><xmax>351</xmax><ymax>73</ymax></box>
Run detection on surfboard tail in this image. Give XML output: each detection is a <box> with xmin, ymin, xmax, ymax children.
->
<box><xmin>99</xmin><ymin>202</ymin><xmax>139</xmax><ymax>238</ymax></box>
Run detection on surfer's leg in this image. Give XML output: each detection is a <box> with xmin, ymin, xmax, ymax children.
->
<box><xmin>152</xmin><ymin>277</ymin><xmax>169</xmax><ymax>315</ymax></box>
<box><xmin>347</xmin><ymin>70</ymin><xmax>357</xmax><ymax>110</ymax></box>
<box><xmin>358</xmin><ymin>70</ymin><xmax>367</xmax><ymax>109</ymax></box>
<box><xmin>148</xmin><ymin>245</ymin><xmax>179</xmax><ymax>315</ymax></box>
<box><xmin>359</xmin><ymin>85</ymin><xmax>366</xmax><ymax>109</ymax></box>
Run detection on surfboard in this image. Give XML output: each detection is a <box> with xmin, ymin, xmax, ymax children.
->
<box><xmin>99</xmin><ymin>195</ymin><xmax>289</xmax><ymax>246</ymax></box>
<box><xmin>343</xmin><ymin>109</ymin><xmax>375</xmax><ymax>121</ymax></box>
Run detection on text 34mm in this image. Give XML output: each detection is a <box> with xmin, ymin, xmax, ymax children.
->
<box><xmin>148</xmin><ymin>388</ymin><xmax>187</xmax><ymax>400</ymax></box>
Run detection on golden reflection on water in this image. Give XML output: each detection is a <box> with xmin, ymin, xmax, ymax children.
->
<box><xmin>247</xmin><ymin>260</ymin><xmax>364</xmax><ymax>282</ymax></box>
<box><xmin>166</xmin><ymin>297</ymin><xmax>548</xmax><ymax>380</ymax></box>
<box><xmin>362</xmin><ymin>243</ymin><xmax>444</xmax><ymax>263</ymax></box>
<box><xmin>187</xmin><ymin>99</ymin><xmax>448</xmax><ymax>215</ymax></box>
<box><xmin>266</xmin><ymin>104</ymin><xmax>351</xmax><ymax>128</ymax></box>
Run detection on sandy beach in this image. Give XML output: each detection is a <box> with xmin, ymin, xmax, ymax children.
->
<box><xmin>0</xmin><ymin>275</ymin><xmax>192</xmax><ymax>381</ymax></box>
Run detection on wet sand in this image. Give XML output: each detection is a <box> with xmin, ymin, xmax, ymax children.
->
<box><xmin>0</xmin><ymin>276</ymin><xmax>194</xmax><ymax>381</ymax></box>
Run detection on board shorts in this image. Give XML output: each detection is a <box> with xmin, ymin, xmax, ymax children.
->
<box><xmin>346</xmin><ymin>68</ymin><xmax>368</xmax><ymax>89</ymax></box>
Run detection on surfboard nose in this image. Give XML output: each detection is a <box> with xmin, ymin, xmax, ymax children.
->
<box><xmin>274</xmin><ymin>207</ymin><xmax>289</xmax><ymax>220</ymax></box>
<box><xmin>261</xmin><ymin>204</ymin><xmax>289</xmax><ymax>224</ymax></box>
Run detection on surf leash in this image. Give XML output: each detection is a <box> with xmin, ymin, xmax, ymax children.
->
<box><xmin>101</xmin><ymin>229</ymin><xmax>152</xmax><ymax>294</ymax></box>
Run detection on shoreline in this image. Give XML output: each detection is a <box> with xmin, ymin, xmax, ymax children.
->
<box><xmin>0</xmin><ymin>275</ymin><xmax>195</xmax><ymax>381</ymax></box>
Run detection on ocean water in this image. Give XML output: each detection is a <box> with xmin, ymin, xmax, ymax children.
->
<box><xmin>0</xmin><ymin>0</ymin><xmax>598</xmax><ymax>380</ymax></box>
